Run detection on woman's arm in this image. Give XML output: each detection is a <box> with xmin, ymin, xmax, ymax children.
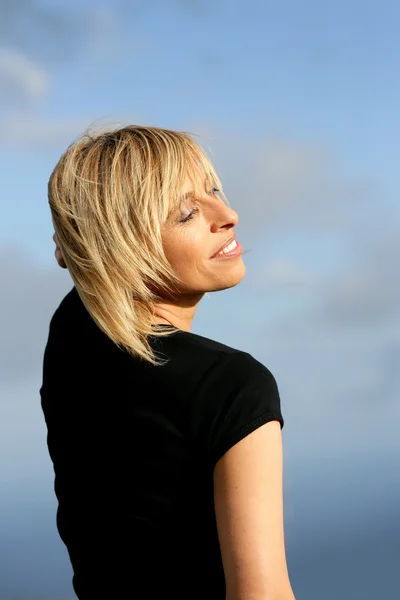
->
<box><xmin>213</xmin><ymin>420</ymin><xmax>296</xmax><ymax>600</ymax></box>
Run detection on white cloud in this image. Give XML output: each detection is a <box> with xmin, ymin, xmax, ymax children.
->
<box><xmin>318</xmin><ymin>216</ymin><xmax>400</xmax><ymax>325</ymax></box>
<box><xmin>246</xmin><ymin>259</ymin><xmax>315</xmax><ymax>287</ymax></box>
<box><xmin>191</xmin><ymin>127</ymin><xmax>378</xmax><ymax>236</ymax></box>
<box><xmin>0</xmin><ymin>114</ymin><xmax>92</xmax><ymax>148</ymax></box>
<box><xmin>0</xmin><ymin>244</ymin><xmax>73</xmax><ymax>384</ymax></box>
<box><xmin>0</xmin><ymin>113</ymin><xmax>142</xmax><ymax>148</ymax></box>
<box><xmin>0</xmin><ymin>48</ymin><xmax>48</xmax><ymax>108</ymax></box>
<box><xmin>0</xmin><ymin>1</ymin><xmax>92</xmax><ymax>65</ymax></box>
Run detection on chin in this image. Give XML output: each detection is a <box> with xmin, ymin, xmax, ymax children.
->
<box><xmin>212</xmin><ymin>261</ymin><xmax>246</xmax><ymax>291</ymax></box>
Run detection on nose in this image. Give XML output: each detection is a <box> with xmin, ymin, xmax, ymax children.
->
<box><xmin>210</xmin><ymin>202</ymin><xmax>239</xmax><ymax>233</ymax></box>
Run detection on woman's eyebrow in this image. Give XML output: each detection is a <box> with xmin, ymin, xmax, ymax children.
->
<box><xmin>178</xmin><ymin>190</ymin><xmax>195</xmax><ymax>203</ymax></box>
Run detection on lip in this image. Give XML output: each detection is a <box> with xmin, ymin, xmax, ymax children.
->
<box><xmin>210</xmin><ymin>234</ymin><xmax>238</xmax><ymax>258</ymax></box>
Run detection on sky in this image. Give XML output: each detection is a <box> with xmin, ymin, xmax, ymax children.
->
<box><xmin>1</xmin><ymin>0</ymin><xmax>399</xmax><ymax>598</ymax></box>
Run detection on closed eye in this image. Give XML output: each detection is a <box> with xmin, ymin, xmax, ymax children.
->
<box><xmin>177</xmin><ymin>187</ymin><xmax>220</xmax><ymax>223</ymax></box>
<box><xmin>178</xmin><ymin>206</ymin><xmax>200</xmax><ymax>223</ymax></box>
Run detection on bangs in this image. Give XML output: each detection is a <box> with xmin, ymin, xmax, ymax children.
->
<box><xmin>162</xmin><ymin>135</ymin><xmax>229</xmax><ymax>222</ymax></box>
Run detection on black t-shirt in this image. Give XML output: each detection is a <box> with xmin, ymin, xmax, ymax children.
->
<box><xmin>40</xmin><ymin>287</ymin><xmax>284</xmax><ymax>599</ymax></box>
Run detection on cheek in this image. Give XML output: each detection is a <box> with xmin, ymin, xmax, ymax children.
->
<box><xmin>164</xmin><ymin>234</ymin><xmax>206</xmax><ymax>275</ymax></box>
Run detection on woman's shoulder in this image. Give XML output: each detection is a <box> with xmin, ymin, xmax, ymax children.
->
<box><xmin>174</xmin><ymin>328</ymin><xmax>243</xmax><ymax>355</ymax></box>
<box><xmin>169</xmin><ymin>329</ymin><xmax>274</xmax><ymax>384</ymax></box>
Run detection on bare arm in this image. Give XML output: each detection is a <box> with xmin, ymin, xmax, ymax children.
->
<box><xmin>213</xmin><ymin>420</ymin><xmax>296</xmax><ymax>600</ymax></box>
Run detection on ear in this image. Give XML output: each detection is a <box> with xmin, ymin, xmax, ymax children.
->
<box><xmin>53</xmin><ymin>232</ymin><xmax>67</xmax><ymax>269</ymax></box>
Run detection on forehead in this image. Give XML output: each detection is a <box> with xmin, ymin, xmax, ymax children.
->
<box><xmin>179</xmin><ymin>167</ymin><xmax>214</xmax><ymax>198</ymax></box>
<box><xmin>179</xmin><ymin>174</ymin><xmax>201</xmax><ymax>200</ymax></box>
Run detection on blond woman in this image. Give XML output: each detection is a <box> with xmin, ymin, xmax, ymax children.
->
<box><xmin>41</xmin><ymin>125</ymin><xmax>296</xmax><ymax>600</ymax></box>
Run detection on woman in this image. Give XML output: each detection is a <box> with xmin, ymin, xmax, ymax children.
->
<box><xmin>41</xmin><ymin>125</ymin><xmax>296</xmax><ymax>600</ymax></box>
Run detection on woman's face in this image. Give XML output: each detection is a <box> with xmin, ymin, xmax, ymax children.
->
<box><xmin>161</xmin><ymin>173</ymin><xmax>246</xmax><ymax>295</ymax></box>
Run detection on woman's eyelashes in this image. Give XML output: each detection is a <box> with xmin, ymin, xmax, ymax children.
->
<box><xmin>177</xmin><ymin>188</ymin><xmax>221</xmax><ymax>223</ymax></box>
<box><xmin>179</xmin><ymin>207</ymin><xmax>199</xmax><ymax>223</ymax></box>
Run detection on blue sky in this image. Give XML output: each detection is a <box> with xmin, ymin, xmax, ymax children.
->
<box><xmin>1</xmin><ymin>1</ymin><xmax>399</xmax><ymax>598</ymax></box>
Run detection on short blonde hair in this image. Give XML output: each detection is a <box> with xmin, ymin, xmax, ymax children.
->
<box><xmin>48</xmin><ymin>124</ymin><xmax>228</xmax><ymax>365</ymax></box>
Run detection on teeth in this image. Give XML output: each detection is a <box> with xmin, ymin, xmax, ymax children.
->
<box><xmin>218</xmin><ymin>240</ymin><xmax>237</xmax><ymax>255</ymax></box>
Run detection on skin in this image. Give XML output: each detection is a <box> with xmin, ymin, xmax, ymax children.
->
<box><xmin>53</xmin><ymin>173</ymin><xmax>246</xmax><ymax>332</ymax></box>
<box><xmin>53</xmin><ymin>232</ymin><xmax>67</xmax><ymax>269</ymax></box>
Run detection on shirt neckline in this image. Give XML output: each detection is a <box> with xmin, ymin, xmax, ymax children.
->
<box><xmin>150</xmin><ymin>323</ymin><xmax>192</xmax><ymax>335</ymax></box>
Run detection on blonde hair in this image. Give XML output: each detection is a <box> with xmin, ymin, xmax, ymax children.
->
<box><xmin>48</xmin><ymin>123</ymin><xmax>228</xmax><ymax>365</ymax></box>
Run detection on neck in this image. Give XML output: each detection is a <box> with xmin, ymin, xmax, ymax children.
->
<box><xmin>152</xmin><ymin>293</ymin><xmax>204</xmax><ymax>332</ymax></box>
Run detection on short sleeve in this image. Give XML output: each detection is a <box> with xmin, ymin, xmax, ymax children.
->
<box><xmin>199</xmin><ymin>352</ymin><xmax>284</xmax><ymax>470</ymax></box>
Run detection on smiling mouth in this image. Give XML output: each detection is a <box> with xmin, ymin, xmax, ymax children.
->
<box><xmin>211</xmin><ymin>239</ymin><xmax>242</xmax><ymax>258</ymax></box>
